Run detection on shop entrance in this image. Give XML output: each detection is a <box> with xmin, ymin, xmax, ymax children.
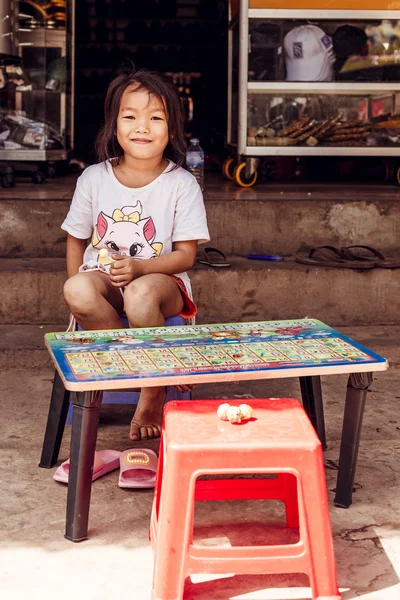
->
<box><xmin>74</xmin><ymin>0</ymin><xmax>228</xmax><ymax>162</ymax></box>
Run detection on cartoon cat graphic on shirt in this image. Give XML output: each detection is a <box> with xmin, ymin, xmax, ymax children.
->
<box><xmin>90</xmin><ymin>202</ymin><xmax>163</xmax><ymax>271</ymax></box>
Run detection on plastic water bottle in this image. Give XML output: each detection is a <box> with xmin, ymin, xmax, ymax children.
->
<box><xmin>186</xmin><ymin>138</ymin><xmax>204</xmax><ymax>190</ymax></box>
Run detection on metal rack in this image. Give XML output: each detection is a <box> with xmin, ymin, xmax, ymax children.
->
<box><xmin>225</xmin><ymin>0</ymin><xmax>400</xmax><ymax>186</ymax></box>
<box><xmin>0</xmin><ymin>1</ymin><xmax>75</xmax><ymax>183</ymax></box>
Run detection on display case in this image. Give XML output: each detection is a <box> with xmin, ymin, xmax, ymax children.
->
<box><xmin>225</xmin><ymin>0</ymin><xmax>400</xmax><ymax>186</ymax></box>
<box><xmin>0</xmin><ymin>0</ymin><xmax>74</xmax><ymax>183</ymax></box>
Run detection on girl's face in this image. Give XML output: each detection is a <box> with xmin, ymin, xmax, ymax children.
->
<box><xmin>116</xmin><ymin>85</ymin><xmax>169</xmax><ymax>162</ymax></box>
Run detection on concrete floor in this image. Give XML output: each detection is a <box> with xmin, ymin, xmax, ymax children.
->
<box><xmin>0</xmin><ymin>359</ymin><xmax>399</xmax><ymax>600</ymax></box>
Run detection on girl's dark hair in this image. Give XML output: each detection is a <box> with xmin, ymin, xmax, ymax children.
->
<box><xmin>95</xmin><ymin>65</ymin><xmax>186</xmax><ymax>167</ymax></box>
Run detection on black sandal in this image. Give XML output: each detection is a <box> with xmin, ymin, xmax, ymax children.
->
<box><xmin>295</xmin><ymin>245</ymin><xmax>375</xmax><ymax>269</ymax></box>
<box><xmin>197</xmin><ymin>247</ymin><xmax>231</xmax><ymax>268</ymax></box>
<box><xmin>341</xmin><ymin>245</ymin><xmax>400</xmax><ymax>269</ymax></box>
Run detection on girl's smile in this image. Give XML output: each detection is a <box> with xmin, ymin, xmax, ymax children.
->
<box><xmin>130</xmin><ymin>138</ymin><xmax>151</xmax><ymax>144</ymax></box>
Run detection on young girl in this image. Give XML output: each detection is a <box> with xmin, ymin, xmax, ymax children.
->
<box><xmin>62</xmin><ymin>66</ymin><xmax>209</xmax><ymax>442</ymax></box>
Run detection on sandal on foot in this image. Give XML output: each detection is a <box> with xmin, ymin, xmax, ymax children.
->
<box><xmin>53</xmin><ymin>449</ymin><xmax>121</xmax><ymax>484</ymax></box>
<box><xmin>197</xmin><ymin>247</ymin><xmax>231</xmax><ymax>268</ymax></box>
<box><xmin>341</xmin><ymin>245</ymin><xmax>400</xmax><ymax>269</ymax></box>
<box><xmin>118</xmin><ymin>449</ymin><xmax>158</xmax><ymax>489</ymax></box>
<box><xmin>295</xmin><ymin>245</ymin><xmax>375</xmax><ymax>269</ymax></box>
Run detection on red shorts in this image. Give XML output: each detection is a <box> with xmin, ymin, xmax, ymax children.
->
<box><xmin>172</xmin><ymin>276</ymin><xmax>197</xmax><ymax>319</ymax></box>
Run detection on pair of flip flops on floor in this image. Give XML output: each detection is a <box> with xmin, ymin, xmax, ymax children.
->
<box><xmin>53</xmin><ymin>448</ymin><xmax>157</xmax><ymax>489</ymax></box>
<box><xmin>296</xmin><ymin>245</ymin><xmax>400</xmax><ymax>269</ymax></box>
<box><xmin>197</xmin><ymin>247</ymin><xmax>230</xmax><ymax>268</ymax></box>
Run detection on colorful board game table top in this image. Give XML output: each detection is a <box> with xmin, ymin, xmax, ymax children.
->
<box><xmin>45</xmin><ymin>319</ymin><xmax>388</xmax><ymax>391</ymax></box>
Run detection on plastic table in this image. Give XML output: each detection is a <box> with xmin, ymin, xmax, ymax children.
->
<box><xmin>39</xmin><ymin>319</ymin><xmax>388</xmax><ymax>542</ymax></box>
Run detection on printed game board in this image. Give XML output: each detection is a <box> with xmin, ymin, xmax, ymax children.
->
<box><xmin>45</xmin><ymin>319</ymin><xmax>387</xmax><ymax>390</ymax></box>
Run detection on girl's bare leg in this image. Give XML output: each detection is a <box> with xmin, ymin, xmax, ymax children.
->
<box><xmin>123</xmin><ymin>274</ymin><xmax>184</xmax><ymax>441</ymax></box>
<box><xmin>63</xmin><ymin>271</ymin><xmax>124</xmax><ymax>329</ymax></box>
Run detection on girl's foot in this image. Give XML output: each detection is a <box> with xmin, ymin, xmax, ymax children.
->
<box><xmin>176</xmin><ymin>383</ymin><xmax>196</xmax><ymax>393</ymax></box>
<box><xmin>129</xmin><ymin>411</ymin><xmax>163</xmax><ymax>441</ymax></box>
<box><xmin>129</xmin><ymin>387</ymin><xmax>165</xmax><ymax>441</ymax></box>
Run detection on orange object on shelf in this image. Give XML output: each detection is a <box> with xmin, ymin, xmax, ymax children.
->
<box><xmin>251</xmin><ymin>0</ymin><xmax>399</xmax><ymax>8</ymax></box>
<box><xmin>231</xmin><ymin>0</ymin><xmax>400</xmax><ymax>13</ymax></box>
<box><xmin>150</xmin><ymin>398</ymin><xmax>341</xmax><ymax>600</ymax></box>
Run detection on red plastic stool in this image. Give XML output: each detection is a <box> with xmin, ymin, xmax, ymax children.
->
<box><xmin>150</xmin><ymin>398</ymin><xmax>341</xmax><ymax>600</ymax></box>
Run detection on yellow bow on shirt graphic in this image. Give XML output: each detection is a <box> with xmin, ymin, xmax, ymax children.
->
<box><xmin>112</xmin><ymin>208</ymin><xmax>140</xmax><ymax>223</ymax></box>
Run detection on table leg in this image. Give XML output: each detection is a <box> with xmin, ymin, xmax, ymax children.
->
<box><xmin>65</xmin><ymin>390</ymin><xmax>102</xmax><ymax>542</ymax></box>
<box><xmin>39</xmin><ymin>369</ymin><xmax>70</xmax><ymax>468</ymax></box>
<box><xmin>299</xmin><ymin>376</ymin><xmax>327</xmax><ymax>450</ymax></box>
<box><xmin>334</xmin><ymin>372</ymin><xmax>373</xmax><ymax>508</ymax></box>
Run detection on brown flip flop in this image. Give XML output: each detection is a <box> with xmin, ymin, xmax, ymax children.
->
<box><xmin>295</xmin><ymin>245</ymin><xmax>375</xmax><ymax>269</ymax></box>
<box><xmin>197</xmin><ymin>247</ymin><xmax>231</xmax><ymax>268</ymax></box>
<box><xmin>341</xmin><ymin>245</ymin><xmax>400</xmax><ymax>269</ymax></box>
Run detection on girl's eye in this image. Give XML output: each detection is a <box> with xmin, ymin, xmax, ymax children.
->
<box><xmin>106</xmin><ymin>241</ymin><xmax>120</xmax><ymax>252</ymax></box>
<box><xmin>151</xmin><ymin>116</ymin><xmax>163</xmax><ymax>120</ymax></box>
<box><xmin>124</xmin><ymin>115</ymin><xmax>135</xmax><ymax>120</ymax></box>
<box><xmin>129</xmin><ymin>242</ymin><xmax>144</xmax><ymax>257</ymax></box>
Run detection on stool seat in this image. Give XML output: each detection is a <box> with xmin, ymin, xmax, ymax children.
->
<box><xmin>151</xmin><ymin>398</ymin><xmax>341</xmax><ymax>600</ymax></box>
<box><xmin>163</xmin><ymin>398</ymin><xmax>319</xmax><ymax>450</ymax></box>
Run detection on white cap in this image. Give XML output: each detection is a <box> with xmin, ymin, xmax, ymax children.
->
<box><xmin>284</xmin><ymin>25</ymin><xmax>335</xmax><ymax>82</ymax></box>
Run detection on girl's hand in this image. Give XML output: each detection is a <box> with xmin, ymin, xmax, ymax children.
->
<box><xmin>109</xmin><ymin>254</ymin><xmax>143</xmax><ymax>287</ymax></box>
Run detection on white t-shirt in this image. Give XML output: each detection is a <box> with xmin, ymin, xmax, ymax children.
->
<box><xmin>61</xmin><ymin>160</ymin><xmax>210</xmax><ymax>295</ymax></box>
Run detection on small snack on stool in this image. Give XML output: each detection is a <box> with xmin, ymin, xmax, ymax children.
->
<box><xmin>217</xmin><ymin>403</ymin><xmax>231</xmax><ymax>421</ymax></box>
<box><xmin>238</xmin><ymin>403</ymin><xmax>253</xmax><ymax>420</ymax></box>
<box><xmin>227</xmin><ymin>406</ymin><xmax>242</xmax><ymax>423</ymax></box>
<box><xmin>217</xmin><ymin>403</ymin><xmax>254</xmax><ymax>423</ymax></box>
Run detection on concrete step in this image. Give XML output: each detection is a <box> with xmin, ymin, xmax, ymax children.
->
<box><xmin>1</xmin><ymin>257</ymin><xmax>399</xmax><ymax>326</ymax></box>
<box><xmin>207</xmin><ymin>183</ymin><xmax>400</xmax><ymax>258</ymax></box>
<box><xmin>1</xmin><ymin>323</ymin><xmax>399</xmax><ymax>372</ymax></box>
<box><xmin>0</xmin><ymin>258</ymin><xmax>68</xmax><ymax>324</ymax></box>
<box><xmin>2</xmin><ymin>180</ymin><xmax>400</xmax><ymax>257</ymax></box>
<box><xmin>0</xmin><ymin>324</ymin><xmax>57</xmax><ymax>371</ymax></box>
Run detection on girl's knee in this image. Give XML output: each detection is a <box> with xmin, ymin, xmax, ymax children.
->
<box><xmin>123</xmin><ymin>279</ymin><xmax>159</xmax><ymax>313</ymax></box>
<box><xmin>63</xmin><ymin>274</ymin><xmax>97</xmax><ymax>313</ymax></box>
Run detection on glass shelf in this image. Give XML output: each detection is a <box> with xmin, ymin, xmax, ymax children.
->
<box><xmin>248</xmin><ymin>17</ymin><xmax>400</xmax><ymax>84</ymax></box>
<box><xmin>247</xmin><ymin>91</ymin><xmax>400</xmax><ymax>149</ymax></box>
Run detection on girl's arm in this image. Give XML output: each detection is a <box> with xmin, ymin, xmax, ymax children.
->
<box><xmin>109</xmin><ymin>240</ymin><xmax>197</xmax><ymax>288</ymax></box>
<box><xmin>66</xmin><ymin>234</ymin><xmax>87</xmax><ymax>278</ymax></box>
